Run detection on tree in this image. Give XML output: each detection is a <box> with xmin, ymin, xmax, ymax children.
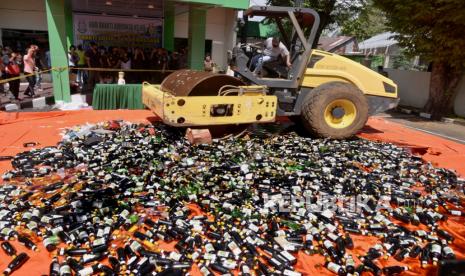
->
<box><xmin>373</xmin><ymin>0</ymin><xmax>465</xmax><ymax>119</ymax></box>
<box><xmin>341</xmin><ymin>1</ymin><xmax>386</xmax><ymax>41</ymax></box>
<box><xmin>267</xmin><ymin>0</ymin><xmax>367</xmax><ymax>48</ymax></box>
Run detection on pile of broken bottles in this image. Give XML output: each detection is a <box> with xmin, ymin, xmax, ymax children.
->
<box><xmin>0</xmin><ymin>120</ymin><xmax>464</xmax><ymax>276</ymax></box>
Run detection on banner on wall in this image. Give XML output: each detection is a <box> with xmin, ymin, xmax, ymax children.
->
<box><xmin>74</xmin><ymin>14</ymin><xmax>163</xmax><ymax>48</ymax></box>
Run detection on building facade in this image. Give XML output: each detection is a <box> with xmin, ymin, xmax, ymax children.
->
<box><xmin>0</xmin><ymin>0</ymin><xmax>249</xmax><ymax>102</ymax></box>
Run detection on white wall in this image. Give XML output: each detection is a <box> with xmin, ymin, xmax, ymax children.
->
<box><xmin>174</xmin><ymin>7</ymin><xmax>237</xmax><ymax>70</ymax></box>
<box><xmin>454</xmin><ymin>77</ymin><xmax>465</xmax><ymax>117</ymax></box>
<box><xmin>0</xmin><ymin>0</ymin><xmax>48</xmax><ymax>39</ymax></box>
<box><xmin>386</xmin><ymin>68</ymin><xmax>465</xmax><ymax>117</ymax></box>
<box><xmin>385</xmin><ymin>69</ymin><xmax>430</xmax><ymax>109</ymax></box>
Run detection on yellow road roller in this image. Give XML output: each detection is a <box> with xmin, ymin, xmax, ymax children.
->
<box><xmin>143</xmin><ymin>6</ymin><xmax>398</xmax><ymax>139</ymax></box>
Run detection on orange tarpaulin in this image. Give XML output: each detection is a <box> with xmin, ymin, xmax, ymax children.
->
<box><xmin>0</xmin><ymin>110</ymin><xmax>464</xmax><ymax>276</ymax></box>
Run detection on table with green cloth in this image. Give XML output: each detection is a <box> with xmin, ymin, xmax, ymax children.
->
<box><xmin>92</xmin><ymin>84</ymin><xmax>145</xmax><ymax>110</ymax></box>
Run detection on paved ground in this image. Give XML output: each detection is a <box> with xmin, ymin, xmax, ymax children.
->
<box><xmin>379</xmin><ymin>111</ymin><xmax>465</xmax><ymax>145</ymax></box>
<box><xmin>0</xmin><ymin>82</ymin><xmax>53</xmax><ymax>107</ymax></box>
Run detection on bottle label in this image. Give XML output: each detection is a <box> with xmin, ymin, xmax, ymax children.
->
<box><xmin>324</xmin><ymin>240</ymin><xmax>333</xmax><ymax>249</ymax></box>
<box><xmin>96</xmin><ymin>228</ymin><xmax>104</xmax><ymax>237</ymax></box>
<box><xmin>59</xmin><ymin>265</ymin><xmax>71</xmax><ymax>274</ymax></box>
<box><xmin>191</xmin><ymin>251</ymin><xmax>200</xmax><ymax>260</ymax></box>
<box><xmin>283</xmin><ymin>270</ymin><xmax>301</xmax><ymax>276</ymax></box>
<box><xmin>27</xmin><ymin>221</ymin><xmax>38</xmax><ymax>230</ymax></box>
<box><xmin>1</xmin><ymin>228</ymin><xmax>13</xmax><ymax>236</ymax></box>
<box><xmin>245</xmin><ymin>236</ymin><xmax>256</xmax><ymax>245</ymax></box>
<box><xmin>77</xmin><ymin>266</ymin><xmax>93</xmax><ymax>276</ymax></box>
<box><xmin>22</xmin><ymin>212</ymin><xmax>32</xmax><ymax>220</ymax></box>
<box><xmin>130</xmin><ymin>241</ymin><xmax>142</xmax><ymax>252</ymax></box>
<box><xmin>228</xmin><ymin>241</ymin><xmax>241</xmax><ymax>256</ymax></box>
<box><xmin>281</xmin><ymin>250</ymin><xmax>296</xmax><ymax>261</ymax></box>
<box><xmin>321</xmin><ymin>210</ymin><xmax>334</xmax><ymax>219</ymax></box>
<box><xmin>431</xmin><ymin>244</ymin><xmax>441</xmax><ymax>254</ymax></box>
<box><xmin>217</xmin><ymin>250</ymin><xmax>230</xmax><ymax>258</ymax></box>
<box><xmin>443</xmin><ymin>246</ymin><xmax>453</xmax><ymax>255</ymax></box>
<box><xmin>327</xmin><ymin>233</ymin><xmax>338</xmax><ymax>241</ymax></box>
<box><xmin>200</xmin><ymin>266</ymin><xmax>210</xmax><ymax>274</ymax></box>
<box><xmin>203</xmin><ymin>253</ymin><xmax>216</xmax><ymax>261</ymax></box>
<box><xmin>51</xmin><ymin>226</ymin><xmax>63</xmax><ymax>235</ymax></box>
<box><xmin>205</xmin><ymin>243</ymin><xmax>215</xmax><ymax>252</ymax></box>
<box><xmin>169</xmin><ymin>251</ymin><xmax>182</xmax><ymax>261</ymax></box>
<box><xmin>346</xmin><ymin>257</ymin><xmax>355</xmax><ymax>266</ymax></box>
<box><xmin>222</xmin><ymin>259</ymin><xmax>237</xmax><ymax>269</ymax></box>
<box><xmin>327</xmin><ymin>262</ymin><xmax>341</xmax><ymax>273</ymax></box>
<box><xmin>248</xmin><ymin>224</ymin><xmax>259</xmax><ymax>232</ymax></box>
<box><xmin>78</xmin><ymin>231</ymin><xmax>88</xmax><ymax>239</ymax></box>
<box><xmin>120</xmin><ymin>209</ymin><xmax>129</xmax><ymax>218</ymax></box>
<box><xmin>383</xmin><ymin>243</ymin><xmax>393</xmax><ymax>250</ymax></box>
<box><xmin>450</xmin><ymin>210</ymin><xmax>461</xmax><ymax>216</ymax></box>
<box><xmin>41</xmin><ymin>216</ymin><xmax>51</xmax><ymax>224</ymax></box>
<box><xmin>93</xmin><ymin>238</ymin><xmax>106</xmax><ymax>247</ymax></box>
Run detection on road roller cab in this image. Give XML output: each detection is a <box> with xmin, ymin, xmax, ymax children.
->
<box><xmin>142</xmin><ymin>5</ymin><xmax>399</xmax><ymax>139</ymax></box>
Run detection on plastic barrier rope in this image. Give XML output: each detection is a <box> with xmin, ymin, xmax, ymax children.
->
<box><xmin>0</xmin><ymin>67</ymin><xmax>177</xmax><ymax>84</ymax></box>
<box><xmin>72</xmin><ymin>67</ymin><xmax>177</xmax><ymax>72</ymax></box>
<box><xmin>0</xmin><ymin>68</ymin><xmax>56</xmax><ymax>84</ymax></box>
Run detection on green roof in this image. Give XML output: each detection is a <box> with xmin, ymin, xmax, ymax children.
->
<box><xmin>175</xmin><ymin>0</ymin><xmax>249</xmax><ymax>9</ymax></box>
<box><xmin>247</xmin><ymin>21</ymin><xmax>277</xmax><ymax>38</ymax></box>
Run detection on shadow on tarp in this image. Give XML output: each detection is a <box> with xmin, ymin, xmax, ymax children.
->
<box><xmin>360</xmin><ymin>124</ymin><xmax>384</xmax><ymax>134</ymax></box>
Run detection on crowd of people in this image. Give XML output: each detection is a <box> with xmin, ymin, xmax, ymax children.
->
<box><xmin>0</xmin><ymin>45</ymin><xmax>46</xmax><ymax>101</ymax></box>
<box><xmin>0</xmin><ymin>42</ymin><xmax>217</xmax><ymax>101</ymax></box>
<box><xmin>69</xmin><ymin>42</ymin><xmax>195</xmax><ymax>92</ymax></box>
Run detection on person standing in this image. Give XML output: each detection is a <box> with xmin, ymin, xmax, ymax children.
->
<box><xmin>149</xmin><ymin>47</ymin><xmax>160</xmax><ymax>83</ymax></box>
<box><xmin>75</xmin><ymin>45</ymin><xmax>86</xmax><ymax>85</ymax></box>
<box><xmin>1</xmin><ymin>47</ymin><xmax>12</xmax><ymax>93</ymax></box>
<box><xmin>151</xmin><ymin>48</ymin><xmax>166</xmax><ymax>83</ymax></box>
<box><xmin>35</xmin><ymin>48</ymin><xmax>45</xmax><ymax>92</ymax></box>
<box><xmin>0</xmin><ymin>53</ymin><xmax>4</xmax><ymax>95</ymax></box>
<box><xmin>204</xmin><ymin>54</ymin><xmax>214</xmax><ymax>72</ymax></box>
<box><xmin>119</xmin><ymin>48</ymin><xmax>131</xmax><ymax>83</ymax></box>
<box><xmin>5</xmin><ymin>52</ymin><xmax>21</xmax><ymax>101</ymax></box>
<box><xmin>107</xmin><ymin>47</ymin><xmax>121</xmax><ymax>83</ymax></box>
<box><xmin>98</xmin><ymin>46</ymin><xmax>110</xmax><ymax>83</ymax></box>
<box><xmin>168</xmin><ymin>51</ymin><xmax>180</xmax><ymax>71</ymax></box>
<box><xmin>45</xmin><ymin>48</ymin><xmax>52</xmax><ymax>83</ymax></box>
<box><xmin>23</xmin><ymin>45</ymin><xmax>38</xmax><ymax>97</ymax></box>
<box><xmin>132</xmin><ymin>47</ymin><xmax>145</xmax><ymax>83</ymax></box>
<box><xmin>68</xmin><ymin>45</ymin><xmax>79</xmax><ymax>68</ymax></box>
<box><xmin>84</xmin><ymin>42</ymin><xmax>101</xmax><ymax>93</ymax></box>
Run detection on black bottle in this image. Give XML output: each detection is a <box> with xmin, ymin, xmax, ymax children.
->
<box><xmin>17</xmin><ymin>235</ymin><xmax>37</xmax><ymax>251</ymax></box>
<box><xmin>325</xmin><ymin>261</ymin><xmax>346</xmax><ymax>276</ymax></box>
<box><xmin>49</xmin><ymin>257</ymin><xmax>60</xmax><ymax>276</ymax></box>
<box><xmin>3</xmin><ymin>252</ymin><xmax>30</xmax><ymax>275</ymax></box>
<box><xmin>382</xmin><ymin>266</ymin><xmax>408</xmax><ymax>275</ymax></box>
<box><xmin>59</xmin><ymin>260</ymin><xmax>72</xmax><ymax>276</ymax></box>
<box><xmin>1</xmin><ymin>241</ymin><xmax>17</xmax><ymax>257</ymax></box>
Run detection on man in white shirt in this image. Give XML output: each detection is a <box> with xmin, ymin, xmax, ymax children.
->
<box><xmin>253</xmin><ymin>37</ymin><xmax>291</xmax><ymax>76</ymax></box>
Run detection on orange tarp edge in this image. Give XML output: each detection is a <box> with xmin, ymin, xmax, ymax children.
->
<box><xmin>358</xmin><ymin>117</ymin><xmax>465</xmax><ymax>177</ymax></box>
<box><xmin>0</xmin><ymin>110</ymin><xmax>464</xmax><ymax>276</ymax></box>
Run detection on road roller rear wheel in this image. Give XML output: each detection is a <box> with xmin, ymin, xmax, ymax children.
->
<box><xmin>301</xmin><ymin>82</ymin><xmax>369</xmax><ymax>139</ymax></box>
